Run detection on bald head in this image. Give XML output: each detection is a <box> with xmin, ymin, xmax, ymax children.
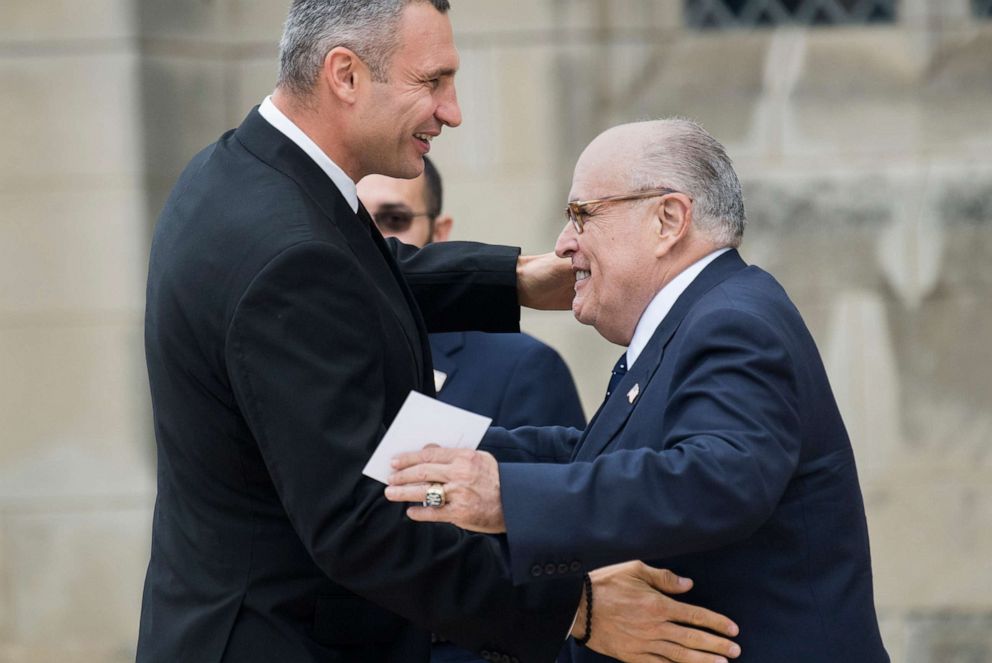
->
<box><xmin>575</xmin><ymin>119</ymin><xmax>746</xmax><ymax>248</ymax></box>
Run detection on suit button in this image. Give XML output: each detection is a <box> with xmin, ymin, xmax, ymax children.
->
<box><xmin>557</xmin><ymin>563</ymin><xmax>569</xmax><ymax>574</ymax></box>
<box><xmin>544</xmin><ymin>563</ymin><xmax>557</xmax><ymax>575</ymax></box>
<box><xmin>530</xmin><ymin>564</ymin><xmax>543</xmax><ymax>577</ymax></box>
<box><xmin>570</xmin><ymin>561</ymin><xmax>581</xmax><ymax>572</ymax></box>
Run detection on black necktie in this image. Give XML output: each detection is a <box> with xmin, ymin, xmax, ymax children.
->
<box><xmin>604</xmin><ymin>352</ymin><xmax>628</xmax><ymax>401</ymax></box>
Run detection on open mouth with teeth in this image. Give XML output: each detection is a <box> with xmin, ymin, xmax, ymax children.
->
<box><xmin>414</xmin><ymin>133</ymin><xmax>434</xmax><ymax>152</ymax></box>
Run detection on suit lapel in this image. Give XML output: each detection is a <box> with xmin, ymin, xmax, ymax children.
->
<box><xmin>428</xmin><ymin>332</ymin><xmax>463</xmax><ymax>395</ymax></box>
<box><xmin>233</xmin><ymin>107</ymin><xmax>431</xmax><ymax>393</ymax></box>
<box><xmin>234</xmin><ymin>107</ymin><xmax>352</xmax><ymax>224</ymax></box>
<box><xmin>570</xmin><ymin>351</ymin><xmax>661</xmax><ymax>462</ymax></box>
<box><xmin>571</xmin><ymin>250</ymin><xmax>749</xmax><ymax>461</ymax></box>
<box><xmin>363</xmin><ymin>206</ymin><xmax>435</xmax><ymax>395</ymax></box>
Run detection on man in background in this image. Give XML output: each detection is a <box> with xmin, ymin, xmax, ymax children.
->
<box><xmin>358</xmin><ymin>157</ymin><xmax>587</xmax><ymax>432</ymax></box>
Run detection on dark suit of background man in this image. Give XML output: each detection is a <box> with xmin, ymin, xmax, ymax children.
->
<box><xmin>387</xmin><ymin>120</ymin><xmax>891</xmax><ymax>663</ymax></box>
<box><xmin>358</xmin><ymin>158</ymin><xmax>587</xmax><ymax>663</ymax></box>
<box><xmin>137</xmin><ymin>1</ymin><xmax>741</xmax><ymax>662</ymax></box>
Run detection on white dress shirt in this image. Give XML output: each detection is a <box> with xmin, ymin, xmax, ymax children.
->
<box><xmin>625</xmin><ymin>248</ymin><xmax>731</xmax><ymax>369</ymax></box>
<box><xmin>257</xmin><ymin>96</ymin><xmax>359</xmax><ymax>213</ymax></box>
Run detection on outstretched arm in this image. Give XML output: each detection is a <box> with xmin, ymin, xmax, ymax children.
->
<box><xmin>389</xmin><ymin>241</ymin><xmax>575</xmax><ymax>334</ymax></box>
<box><xmin>482</xmin><ymin>425</ymin><xmax>583</xmax><ymax>464</ymax></box>
<box><xmin>385</xmin><ymin>308</ymin><xmax>801</xmax><ymax>580</ymax></box>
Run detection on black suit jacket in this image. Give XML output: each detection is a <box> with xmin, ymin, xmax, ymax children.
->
<box><xmin>138</xmin><ymin>108</ymin><xmax>580</xmax><ymax>663</ymax></box>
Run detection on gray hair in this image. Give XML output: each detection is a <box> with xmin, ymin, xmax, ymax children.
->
<box><xmin>629</xmin><ymin>119</ymin><xmax>746</xmax><ymax>248</ymax></box>
<box><xmin>277</xmin><ymin>0</ymin><xmax>451</xmax><ymax>96</ymax></box>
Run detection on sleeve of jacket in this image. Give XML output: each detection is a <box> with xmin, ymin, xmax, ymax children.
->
<box><xmin>482</xmin><ymin>425</ymin><xmax>584</xmax><ymax>464</ymax></box>
<box><xmin>497</xmin><ymin>307</ymin><xmax>802</xmax><ymax>584</ymax></box>
<box><xmin>389</xmin><ymin>238</ymin><xmax>522</xmax><ymax>333</ymax></box>
<box><xmin>496</xmin><ymin>342</ymin><xmax>587</xmax><ymax>429</ymax></box>
<box><xmin>226</xmin><ymin>240</ymin><xmax>580</xmax><ymax>662</ymax></box>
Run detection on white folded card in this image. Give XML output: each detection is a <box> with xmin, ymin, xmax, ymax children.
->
<box><xmin>362</xmin><ymin>391</ymin><xmax>492</xmax><ymax>484</ymax></box>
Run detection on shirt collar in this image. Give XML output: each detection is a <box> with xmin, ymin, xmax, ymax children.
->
<box><xmin>626</xmin><ymin>248</ymin><xmax>731</xmax><ymax>369</ymax></box>
<box><xmin>257</xmin><ymin>95</ymin><xmax>358</xmax><ymax>213</ymax></box>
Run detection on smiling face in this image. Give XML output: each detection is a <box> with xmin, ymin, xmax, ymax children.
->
<box><xmin>554</xmin><ymin>137</ymin><xmax>672</xmax><ymax>345</ymax></box>
<box><xmin>356</xmin><ymin>2</ymin><xmax>462</xmax><ymax>179</ymax></box>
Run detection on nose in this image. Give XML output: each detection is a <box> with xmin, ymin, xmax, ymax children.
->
<box><xmin>555</xmin><ymin>220</ymin><xmax>577</xmax><ymax>258</ymax></box>
<box><xmin>437</xmin><ymin>83</ymin><xmax>462</xmax><ymax>128</ymax></box>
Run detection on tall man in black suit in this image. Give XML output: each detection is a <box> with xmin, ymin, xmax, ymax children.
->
<box><xmin>138</xmin><ymin>2</ymin><xmax>741</xmax><ymax>662</ymax></box>
<box><xmin>387</xmin><ymin>120</ymin><xmax>890</xmax><ymax>662</ymax></box>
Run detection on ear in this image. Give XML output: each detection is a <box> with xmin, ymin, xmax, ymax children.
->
<box><xmin>431</xmin><ymin>215</ymin><xmax>453</xmax><ymax>242</ymax></box>
<box><xmin>653</xmin><ymin>193</ymin><xmax>693</xmax><ymax>259</ymax></box>
<box><xmin>322</xmin><ymin>47</ymin><xmax>366</xmax><ymax>104</ymax></box>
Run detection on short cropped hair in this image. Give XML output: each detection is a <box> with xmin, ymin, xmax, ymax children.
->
<box><xmin>421</xmin><ymin>156</ymin><xmax>443</xmax><ymax>219</ymax></box>
<box><xmin>278</xmin><ymin>0</ymin><xmax>451</xmax><ymax>95</ymax></box>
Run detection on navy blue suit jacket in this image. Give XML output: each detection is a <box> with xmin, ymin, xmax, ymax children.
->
<box><xmin>430</xmin><ymin>332</ymin><xmax>586</xmax><ymax>430</ymax></box>
<box><xmin>485</xmin><ymin>250</ymin><xmax>889</xmax><ymax>663</ymax></box>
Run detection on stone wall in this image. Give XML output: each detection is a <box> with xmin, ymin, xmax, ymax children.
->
<box><xmin>0</xmin><ymin>2</ymin><xmax>152</xmax><ymax>661</ymax></box>
<box><xmin>0</xmin><ymin>1</ymin><xmax>989</xmax><ymax>660</ymax></box>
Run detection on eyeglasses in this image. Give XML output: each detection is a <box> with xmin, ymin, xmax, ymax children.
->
<box><xmin>372</xmin><ymin>204</ymin><xmax>432</xmax><ymax>234</ymax></box>
<box><xmin>565</xmin><ymin>187</ymin><xmax>682</xmax><ymax>234</ymax></box>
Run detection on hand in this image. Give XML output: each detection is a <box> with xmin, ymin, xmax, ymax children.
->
<box><xmin>573</xmin><ymin>561</ymin><xmax>741</xmax><ymax>663</ymax></box>
<box><xmin>517</xmin><ymin>252</ymin><xmax>574</xmax><ymax>310</ymax></box>
<box><xmin>384</xmin><ymin>446</ymin><xmax>506</xmax><ymax>533</ymax></box>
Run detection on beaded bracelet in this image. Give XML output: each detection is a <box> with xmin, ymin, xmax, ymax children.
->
<box><xmin>576</xmin><ymin>573</ymin><xmax>593</xmax><ymax>647</ymax></box>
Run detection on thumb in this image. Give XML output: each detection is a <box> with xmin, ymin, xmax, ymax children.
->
<box><xmin>639</xmin><ymin>565</ymin><xmax>693</xmax><ymax>594</ymax></box>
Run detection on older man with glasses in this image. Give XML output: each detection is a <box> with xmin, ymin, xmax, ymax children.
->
<box><xmin>387</xmin><ymin>119</ymin><xmax>890</xmax><ymax>663</ymax></box>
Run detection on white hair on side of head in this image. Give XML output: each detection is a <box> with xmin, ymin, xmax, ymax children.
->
<box><xmin>626</xmin><ymin>118</ymin><xmax>747</xmax><ymax>248</ymax></box>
